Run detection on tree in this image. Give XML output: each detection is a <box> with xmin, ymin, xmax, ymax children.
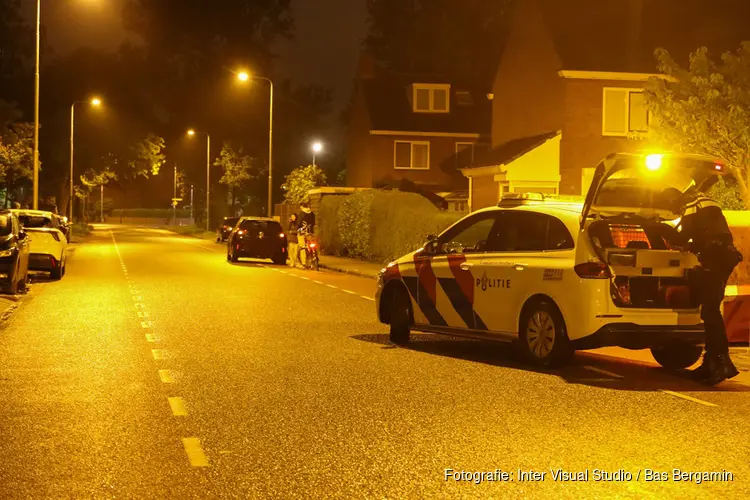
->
<box><xmin>214</xmin><ymin>144</ymin><xmax>263</xmax><ymax>207</ymax></box>
<box><xmin>365</xmin><ymin>0</ymin><xmax>512</xmax><ymax>83</ymax></box>
<box><xmin>645</xmin><ymin>43</ymin><xmax>750</xmax><ymax>208</ymax></box>
<box><xmin>283</xmin><ymin>165</ymin><xmax>326</xmax><ymax>204</ymax></box>
<box><xmin>0</xmin><ymin>116</ymin><xmax>35</xmax><ymax>206</ymax></box>
<box><xmin>128</xmin><ymin>133</ymin><xmax>166</xmax><ymax>179</ymax></box>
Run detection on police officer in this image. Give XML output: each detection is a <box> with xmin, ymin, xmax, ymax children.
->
<box><xmin>679</xmin><ymin>189</ymin><xmax>742</xmax><ymax>385</ymax></box>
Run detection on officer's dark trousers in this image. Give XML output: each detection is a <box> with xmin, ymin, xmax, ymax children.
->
<box><xmin>699</xmin><ymin>267</ymin><xmax>733</xmax><ymax>356</ymax></box>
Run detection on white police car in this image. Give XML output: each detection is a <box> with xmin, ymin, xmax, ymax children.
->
<box><xmin>12</xmin><ymin>209</ymin><xmax>68</xmax><ymax>279</ymax></box>
<box><xmin>376</xmin><ymin>152</ymin><xmax>728</xmax><ymax>368</ymax></box>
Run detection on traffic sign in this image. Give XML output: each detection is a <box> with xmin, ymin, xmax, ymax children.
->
<box><xmin>172</xmin><ymin>198</ymin><xmax>183</xmax><ymax>202</ymax></box>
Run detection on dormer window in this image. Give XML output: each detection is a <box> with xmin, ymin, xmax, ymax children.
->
<box><xmin>412</xmin><ymin>84</ymin><xmax>450</xmax><ymax>113</ymax></box>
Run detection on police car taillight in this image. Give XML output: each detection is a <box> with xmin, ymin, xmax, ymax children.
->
<box><xmin>574</xmin><ymin>261</ymin><xmax>611</xmax><ymax>279</ymax></box>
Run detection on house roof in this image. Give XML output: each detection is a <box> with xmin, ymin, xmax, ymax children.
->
<box><xmin>470</xmin><ymin>131</ymin><xmax>560</xmax><ymax>169</ymax></box>
<box><xmin>535</xmin><ymin>0</ymin><xmax>750</xmax><ymax>73</ymax></box>
<box><xmin>360</xmin><ymin>77</ymin><xmax>491</xmax><ymax>135</ymax></box>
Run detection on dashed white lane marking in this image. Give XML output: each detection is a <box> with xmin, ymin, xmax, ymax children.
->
<box><xmin>582</xmin><ymin>366</ymin><xmax>624</xmax><ymax>378</ymax></box>
<box><xmin>300</xmin><ymin>276</ymin><xmax>310</xmax><ymax>281</ymax></box>
<box><xmin>145</xmin><ymin>334</ymin><xmax>160</xmax><ymax>343</ymax></box>
<box><xmin>134</xmin><ymin>303</ymin><xmax>145</xmax><ymax>309</ymax></box>
<box><xmin>137</xmin><ymin>311</ymin><xmax>150</xmax><ymax>318</ymax></box>
<box><xmin>360</xmin><ymin>296</ymin><xmax>375</xmax><ymax>301</ymax></box>
<box><xmin>279</xmin><ymin>271</ymin><xmax>288</xmax><ymax>274</ymax></box>
<box><xmin>660</xmin><ymin>390</ymin><xmax>717</xmax><ymax>407</ymax></box>
<box><xmin>326</xmin><ymin>284</ymin><xmax>338</xmax><ymax>289</ymax></box>
<box><xmin>182</xmin><ymin>438</ymin><xmax>209</xmax><ymax>467</ymax></box>
<box><xmin>168</xmin><ymin>397</ymin><xmax>188</xmax><ymax>416</ymax></box>
<box><xmin>141</xmin><ymin>321</ymin><xmax>154</xmax><ymax>329</ymax></box>
<box><xmin>132</xmin><ymin>296</ymin><xmax>143</xmax><ymax>301</ymax></box>
<box><xmin>152</xmin><ymin>349</ymin><xmax>165</xmax><ymax>360</ymax></box>
<box><xmin>313</xmin><ymin>280</ymin><xmax>324</xmax><ymax>284</ymax></box>
<box><xmin>343</xmin><ymin>289</ymin><xmax>357</xmax><ymax>295</ymax></box>
<box><xmin>158</xmin><ymin>370</ymin><xmax>175</xmax><ymax>383</ymax></box>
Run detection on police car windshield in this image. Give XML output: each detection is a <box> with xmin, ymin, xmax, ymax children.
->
<box><xmin>19</xmin><ymin>215</ymin><xmax>53</xmax><ymax>228</ymax></box>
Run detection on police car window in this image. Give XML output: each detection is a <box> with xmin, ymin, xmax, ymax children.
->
<box><xmin>488</xmin><ymin>212</ymin><xmax>568</xmax><ymax>252</ymax></box>
<box><xmin>438</xmin><ymin>214</ymin><xmax>496</xmax><ymax>254</ymax></box>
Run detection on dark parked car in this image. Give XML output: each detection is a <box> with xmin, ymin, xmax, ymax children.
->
<box><xmin>0</xmin><ymin>210</ymin><xmax>30</xmax><ymax>294</ymax></box>
<box><xmin>217</xmin><ymin>217</ymin><xmax>239</xmax><ymax>242</ymax></box>
<box><xmin>226</xmin><ymin>217</ymin><xmax>287</xmax><ymax>265</ymax></box>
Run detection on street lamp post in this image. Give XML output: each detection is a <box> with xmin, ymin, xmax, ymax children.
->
<box><xmin>32</xmin><ymin>0</ymin><xmax>41</xmax><ymax>209</ymax></box>
<box><xmin>312</xmin><ymin>141</ymin><xmax>322</xmax><ymax>166</ymax></box>
<box><xmin>237</xmin><ymin>71</ymin><xmax>274</xmax><ymax>217</ymax></box>
<box><xmin>69</xmin><ymin>98</ymin><xmax>102</xmax><ymax>222</ymax></box>
<box><xmin>187</xmin><ymin>129</ymin><xmax>211</xmax><ymax>230</ymax></box>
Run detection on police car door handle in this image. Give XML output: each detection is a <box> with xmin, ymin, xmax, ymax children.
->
<box><xmin>459</xmin><ymin>262</ymin><xmax>473</xmax><ymax>271</ymax></box>
<box><xmin>513</xmin><ymin>263</ymin><xmax>526</xmax><ymax>271</ymax></box>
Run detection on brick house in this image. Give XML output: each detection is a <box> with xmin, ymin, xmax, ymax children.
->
<box><xmin>346</xmin><ymin>64</ymin><xmax>491</xmax><ymax>210</ymax></box>
<box><xmin>463</xmin><ymin>0</ymin><xmax>750</xmax><ymax>211</ymax></box>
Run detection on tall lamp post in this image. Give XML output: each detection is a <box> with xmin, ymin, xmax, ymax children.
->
<box><xmin>187</xmin><ymin>129</ymin><xmax>211</xmax><ymax>230</ymax></box>
<box><xmin>32</xmin><ymin>0</ymin><xmax>41</xmax><ymax>209</ymax></box>
<box><xmin>70</xmin><ymin>97</ymin><xmax>102</xmax><ymax>222</ymax></box>
<box><xmin>311</xmin><ymin>141</ymin><xmax>322</xmax><ymax>166</ymax></box>
<box><xmin>237</xmin><ymin>70</ymin><xmax>274</xmax><ymax>217</ymax></box>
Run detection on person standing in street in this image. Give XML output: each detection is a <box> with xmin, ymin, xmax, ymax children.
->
<box><xmin>287</xmin><ymin>213</ymin><xmax>299</xmax><ymax>268</ymax></box>
<box><xmin>297</xmin><ymin>202</ymin><xmax>316</xmax><ymax>268</ymax></box>
<box><xmin>678</xmin><ymin>189</ymin><xmax>742</xmax><ymax>385</ymax></box>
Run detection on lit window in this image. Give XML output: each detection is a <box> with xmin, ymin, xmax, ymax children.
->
<box><xmin>394</xmin><ymin>141</ymin><xmax>430</xmax><ymax>170</ymax></box>
<box><xmin>603</xmin><ymin>88</ymin><xmax>650</xmax><ymax>136</ymax></box>
<box><xmin>412</xmin><ymin>84</ymin><xmax>451</xmax><ymax>113</ymax></box>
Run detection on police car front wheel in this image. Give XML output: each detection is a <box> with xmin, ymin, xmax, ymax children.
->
<box><xmin>389</xmin><ymin>287</ymin><xmax>411</xmax><ymax>345</ymax></box>
<box><xmin>519</xmin><ymin>301</ymin><xmax>572</xmax><ymax>367</ymax></box>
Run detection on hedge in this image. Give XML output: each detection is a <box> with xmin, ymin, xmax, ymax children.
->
<box><xmin>110</xmin><ymin>208</ymin><xmax>192</xmax><ymax>218</ymax></box>
<box><xmin>320</xmin><ymin>190</ymin><xmax>463</xmax><ymax>263</ymax></box>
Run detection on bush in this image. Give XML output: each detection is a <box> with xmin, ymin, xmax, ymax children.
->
<box><xmin>111</xmin><ymin>208</ymin><xmax>191</xmax><ymax>218</ymax></box>
<box><xmin>318</xmin><ymin>196</ymin><xmax>346</xmax><ymax>255</ymax></box>
<box><xmin>327</xmin><ymin>190</ymin><xmax>463</xmax><ymax>263</ymax></box>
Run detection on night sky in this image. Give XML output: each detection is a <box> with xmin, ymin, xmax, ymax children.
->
<box><xmin>23</xmin><ymin>0</ymin><xmax>368</xmax><ymax>114</ymax></box>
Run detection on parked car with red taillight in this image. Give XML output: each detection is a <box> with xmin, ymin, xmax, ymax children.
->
<box><xmin>226</xmin><ymin>217</ymin><xmax>287</xmax><ymax>265</ymax></box>
<box><xmin>217</xmin><ymin>217</ymin><xmax>240</xmax><ymax>242</ymax></box>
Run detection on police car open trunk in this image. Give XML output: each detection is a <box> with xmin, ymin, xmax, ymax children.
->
<box><xmin>580</xmin><ymin>153</ymin><xmax>727</xmax><ymax>309</ymax></box>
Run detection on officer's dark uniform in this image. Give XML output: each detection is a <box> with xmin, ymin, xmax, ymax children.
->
<box><xmin>680</xmin><ymin>194</ymin><xmax>742</xmax><ymax>384</ymax></box>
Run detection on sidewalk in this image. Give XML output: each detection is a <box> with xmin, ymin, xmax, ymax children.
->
<box><xmin>319</xmin><ymin>255</ymin><xmax>384</xmax><ymax>279</ymax></box>
<box><xmin>730</xmin><ymin>347</ymin><xmax>750</xmax><ymax>372</ymax></box>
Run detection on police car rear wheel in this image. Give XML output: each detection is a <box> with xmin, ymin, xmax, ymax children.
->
<box><xmin>389</xmin><ymin>287</ymin><xmax>411</xmax><ymax>345</ymax></box>
<box><xmin>650</xmin><ymin>343</ymin><xmax>703</xmax><ymax>370</ymax></box>
<box><xmin>519</xmin><ymin>302</ymin><xmax>571</xmax><ymax>367</ymax></box>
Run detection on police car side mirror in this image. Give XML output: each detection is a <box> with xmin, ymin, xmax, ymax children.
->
<box><xmin>424</xmin><ymin>235</ymin><xmax>438</xmax><ymax>254</ymax></box>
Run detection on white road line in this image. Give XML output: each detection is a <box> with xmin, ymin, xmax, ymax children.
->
<box><xmin>168</xmin><ymin>397</ymin><xmax>188</xmax><ymax>416</ymax></box>
<box><xmin>343</xmin><ymin>290</ymin><xmax>357</xmax><ymax>295</ymax></box>
<box><xmin>660</xmin><ymin>390</ymin><xmax>717</xmax><ymax>407</ymax></box>
<box><xmin>132</xmin><ymin>296</ymin><xmax>143</xmax><ymax>301</ymax></box>
<box><xmin>134</xmin><ymin>303</ymin><xmax>145</xmax><ymax>309</ymax></box>
<box><xmin>141</xmin><ymin>321</ymin><xmax>154</xmax><ymax>329</ymax></box>
<box><xmin>151</xmin><ymin>349</ymin><xmax>165</xmax><ymax>360</ymax></box>
<box><xmin>313</xmin><ymin>280</ymin><xmax>324</xmax><ymax>284</ymax></box>
<box><xmin>110</xmin><ymin>230</ymin><xmax>123</xmax><ymax>260</ymax></box>
<box><xmin>300</xmin><ymin>276</ymin><xmax>310</xmax><ymax>281</ymax></box>
<box><xmin>158</xmin><ymin>370</ymin><xmax>175</xmax><ymax>383</ymax></box>
<box><xmin>582</xmin><ymin>366</ymin><xmax>624</xmax><ymax>379</ymax></box>
<box><xmin>360</xmin><ymin>296</ymin><xmax>375</xmax><ymax>301</ymax></box>
<box><xmin>145</xmin><ymin>334</ymin><xmax>160</xmax><ymax>343</ymax></box>
<box><xmin>326</xmin><ymin>284</ymin><xmax>338</xmax><ymax>289</ymax></box>
<box><xmin>279</xmin><ymin>271</ymin><xmax>288</xmax><ymax>274</ymax></box>
<box><xmin>182</xmin><ymin>438</ymin><xmax>209</xmax><ymax>467</ymax></box>
<box><xmin>137</xmin><ymin>311</ymin><xmax>150</xmax><ymax>318</ymax></box>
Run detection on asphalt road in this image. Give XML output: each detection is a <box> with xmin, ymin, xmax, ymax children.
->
<box><xmin>1</xmin><ymin>225</ymin><xmax>750</xmax><ymax>499</ymax></box>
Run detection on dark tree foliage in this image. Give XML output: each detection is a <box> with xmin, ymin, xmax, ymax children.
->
<box><xmin>364</xmin><ymin>0</ymin><xmax>512</xmax><ymax>84</ymax></box>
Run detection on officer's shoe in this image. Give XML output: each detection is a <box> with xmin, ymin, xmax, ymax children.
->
<box><xmin>692</xmin><ymin>354</ymin><xmax>724</xmax><ymax>385</ymax></box>
<box><xmin>720</xmin><ymin>354</ymin><xmax>740</xmax><ymax>381</ymax></box>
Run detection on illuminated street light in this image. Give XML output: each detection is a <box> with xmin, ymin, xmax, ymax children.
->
<box><xmin>236</xmin><ymin>70</ymin><xmax>275</xmax><ymax>216</ymax></box>
<box><xmin>186</xmin><ymin>129</ymin><xmax>211</xmax><ymax>230</ymax></box>
<box><xmin>70</xmin><ymin>97</ymin><xmax>104</xmax><ymax>222</ymax></box>
<box><xmin>312</xmin><ymin>141</ymin><xmax>323</xmax><ymax>166</ymax></box>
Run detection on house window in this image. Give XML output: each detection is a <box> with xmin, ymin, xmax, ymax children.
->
<box><xmin>412</xmin><ymin>84</ymin><xmax>450</xmax><ymax>113</ymax></box>
<box><xmin>394</xmin><ymin>141</ymin><xmax>430</xmax><ymax>170</ymax></box>
<box><xmin>455</xmin><ymin>142</ymin><xmax>474</xmax><ymax>169</ymax></box>
<box><xmin>602</xmin><ymin>88</ymin><xmax>649</xmax><ymax>136</ymax></box>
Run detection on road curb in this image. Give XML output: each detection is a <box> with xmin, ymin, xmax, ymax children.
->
<box><xmin>318</xmin><ymin>263</ymin><xmax>378</xmax><ymax>280</ymax></box>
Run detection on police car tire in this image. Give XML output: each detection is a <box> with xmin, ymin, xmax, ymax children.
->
<box><xmin>518</xmin><ymin>300</ymin><xmax>572</xmax><ymax>367</ymax></box>
<box><xmin>389</xmin><ymin>287</ymin><xmax>411</xmax><ymax>345</ymax></box>
<box><xmin>650</xmin><ymin>343</ymin><xmax>703</xmax><ymax>370</ymax></box>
